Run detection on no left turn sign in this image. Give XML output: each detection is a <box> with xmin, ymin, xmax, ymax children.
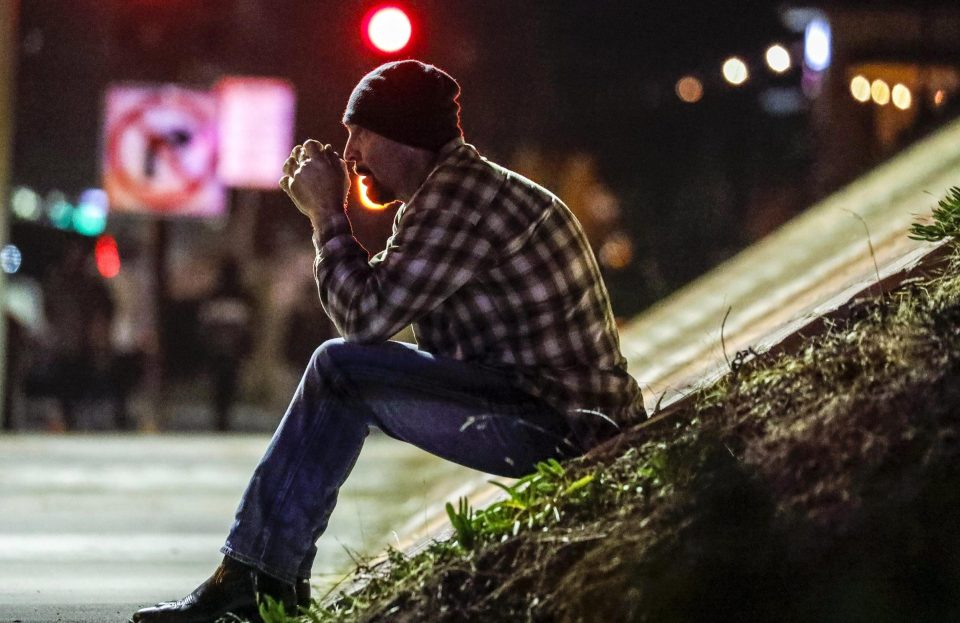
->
<box><xmin>103</xmin><ymin>85</ymin><xmax>224</xmax><ymax>217</ymax></box>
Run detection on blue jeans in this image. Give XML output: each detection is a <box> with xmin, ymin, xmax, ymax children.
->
<box><xmin>221</xmin><ymin>339</ymin><xmax>582</xmax><ymax>583</ymax></box>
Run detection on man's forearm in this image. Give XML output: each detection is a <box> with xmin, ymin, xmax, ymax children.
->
<box><xmin>310</xmin><ymin>208</ymin><xmax>354</xmax><ymax>255</ymax></box>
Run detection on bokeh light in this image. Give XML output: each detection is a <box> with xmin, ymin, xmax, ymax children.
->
<box><xmin>1</xmin><ymin>244</ymin><xmax>22</xmax><ymax>274</ymax></box>
<box><xmin>934</xmin><ymin>89</ymin><xmax>946</xmax><ymax>107</ymax></box>
<box><xmin>363</xmin><ymin>6</ymin><xmax>412</xmax><ymax>54</ymax></box>
<box><xmin>586</xmin><ymin>187</ymin><xmax>621</xmax><ymax>223</ymax></box>
<box><xmin>675</xmin><ymin>76</ymin><xmax>704</xmax><ymax>103</ymax></box>
<box><xmin>73</xmin><ymin>188</ymin><xmax>109</xmax><ymax>236</ymax></box>
<box><xmin>95</xmin><ymin>235</ymin><xmax>121</xmax><ymax>279</ymax></box>
<box><xmin>599</xmin><ymin>232</ymin><xmax>633</xmax><ymax>270</ymax></box>
<box><xmin>891</xmin><ymin>83</ymin><xmax>912</xmax><ymax>110</ymax></box>
<box><xmin>11</xmin><ymin>186</ymin><xmax>41</xmax><ymax>220</ymax></box>
<box><xmin>722</xmin><ymin>57</ymin><xmax>749</xmax><ymax>86</ymax></box>
<box><xmin>850</xmin><ymin>75</ymin><xmax>871</xmax><ymax>102</ymax></box>
<box><xmin>804</xmin><ymin>18</ymin><xmax>832</xmax><ymax>71</ymax></box>
<box><xmin>765</xmin><ymin>44</ymin><xmax>791</xmax><ymax>74</ymax></box>
<box><xmin>45</xmin><ymin>191</ymin><xmax>74</xmax><ymax>229</ymax></box>
<box><xmin>871</xmin><ymin>79</ymin><xmax>890</xmax><ymax>105</ymax></box>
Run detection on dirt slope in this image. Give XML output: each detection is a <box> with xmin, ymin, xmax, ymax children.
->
<box><xmin>309</xmin><ymin>248</ymin><xmax>960</xmax><ymax>623</ymax></box>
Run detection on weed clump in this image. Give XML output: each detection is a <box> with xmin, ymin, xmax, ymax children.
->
<box><xmin>909</xmin><ymin>186</ymin><xmax>960</xmax><ymax>242</ymax></box>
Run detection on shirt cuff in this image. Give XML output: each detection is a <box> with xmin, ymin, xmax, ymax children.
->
<box><xmin>311</xmin><ymin>211</ymin><xmax>354</xmax><ymax>255</ymax></box>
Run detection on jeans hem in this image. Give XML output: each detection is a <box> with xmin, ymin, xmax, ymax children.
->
<box><xmin>220</xmin><ymin>544</ymin><xmax>299</xmax><ymax>584</ymax></box>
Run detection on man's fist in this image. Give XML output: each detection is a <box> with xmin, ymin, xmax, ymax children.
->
<box><xmin>280</xmin><ymin>139</ymin><xmax>350</xmax><ymax>225</ymax></box>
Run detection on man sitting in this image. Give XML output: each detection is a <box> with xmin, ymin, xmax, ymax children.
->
<box><xmin>132</xmin><ymin>59</ymin><xmax>644</xmax><ymax>623</ymax></box>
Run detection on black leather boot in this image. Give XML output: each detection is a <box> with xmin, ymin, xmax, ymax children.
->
<box><xmin>131</xmin><ymin>556</ymin><xmax>297</xmax><ymax>623</ymax></box>
<box><xmin>296</xmin><ymin>578</ymin><xmax>311</xmax><ymax>610</ymax></box>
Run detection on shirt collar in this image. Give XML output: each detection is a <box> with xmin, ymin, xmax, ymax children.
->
<box><xmin>435</xmin><ymin>136</ymin><xmax>467</xmax><ymax>163</ymax></box>
<box><xmin>404</xmin><ymin>137</ymin><xmax>469</xmax><ymax>206</ymax></box>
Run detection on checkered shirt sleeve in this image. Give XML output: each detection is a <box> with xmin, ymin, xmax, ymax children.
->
<box><xmin>312</xmin><ymin>169</ymin><xmax>494</xmax><ymax>345</ymax></box>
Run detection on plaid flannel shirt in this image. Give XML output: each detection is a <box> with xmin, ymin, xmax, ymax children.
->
<box><xmin>313</xmin><ymin>138</ymin><xmax>645</xmax><ymax>447</ymax></box>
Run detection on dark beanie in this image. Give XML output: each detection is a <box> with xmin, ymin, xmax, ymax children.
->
<box><xmin>342</xmin><ymin>60</ymin><xmax>463</xmax><ymax>151</ymax></box>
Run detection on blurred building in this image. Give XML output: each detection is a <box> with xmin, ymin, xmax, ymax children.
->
<box><xmin>5</xmin><ymin>1</ymin><xmax>959</xmax><ymax>429</ymax></box>
<box><xmin>804</xmin><ymin>2</ymin><xmax>960</xmax><ymax>197</ymax></box>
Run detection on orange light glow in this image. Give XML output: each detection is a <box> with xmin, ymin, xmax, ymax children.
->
<box><xmin>599</xmin><ymin>232</ymin><xmax>633</xmax><ymax>270</ymax></box>
<box><xmin>934</xmin><ymin>89</ymin><xmax>946</xmax><ymax>107</ymax></box>
<box><xmin>676</xmin><ymin>76</ymin><xmax>704</xmax><ymax>103</ymax></box>
<box><xmin>356</xmin><ymin>175</ymin><xmax>388</xmax><ymax>211</ymax></box>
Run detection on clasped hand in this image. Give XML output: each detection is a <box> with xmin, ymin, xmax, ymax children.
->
<box><xmin>280</xmin><ymin>139</ymin><xmax>350</xmax><ymax>225</ymax></box>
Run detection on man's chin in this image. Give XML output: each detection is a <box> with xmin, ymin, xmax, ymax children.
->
<box><xmin>362</xmin><ymin>177</ymin><xmax>397</xmax><ymax>205</ymax></box>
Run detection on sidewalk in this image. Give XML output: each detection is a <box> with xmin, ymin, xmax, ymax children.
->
<box><xmin>0</xmin><ymin>433</ymin><xmax>483</xmax><ymax>623</ymax></box>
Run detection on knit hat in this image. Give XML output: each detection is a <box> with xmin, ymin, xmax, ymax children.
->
<box><xmin>342</xmin><ymin>60</ymin><xmax>463</xmax><ymax>151</ymax></box>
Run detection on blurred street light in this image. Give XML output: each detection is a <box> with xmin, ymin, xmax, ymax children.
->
<box><xmin>599</xmin><ymin>231</ymin><xmax>633</xmax><ymax>270</ymax></box>
<box><xmin>1</xmin><ymin>244</ymin><xmax>21</xmax><ymax>274</ymax></box>
<box><xmin>45</xmin><ymin>191</ymin><xmax>73</xmax><ymax>229</ymax></box>
<box><xmin>804</xmin><ymin>17</ymin><xmax>831</xmax><ymax>71</ymax></box>
<box><xmin>765</xmin><ymin>44</ymin><xmax>791</xmax><ymax>74</ymax></box>
<box><xmin>871</xmin><ymin>79</ymin><xmax>890</xmax><ymax>105</ymax></box>
<box><xmin>722</xmin><ymin>57</ymin><xmax>749</xmax><ymax>86</ymax></box>
<box><xmin>11</xmin><ymin>186</ymin><xmax>41</xmax><ymax>220</ymax></box>
<box><xmin>94</xmin><ymin>234</ymin><xmax>121</xmax><ymax>279</ymax></box>
<box><xmin>892</xmin><ymin>83</ymin><xmax>912</xmax><ymax>110</ymax></box>
<box><xmin>72</xmin><ymin>188</ymin><xmax>108</xmax><ymax>236</ymax></box>
<box><xmin>850</xmin><ymin>75</ymin><xmax>871</xmax><ymax>102</ymax></box>
<box><xmin>599</xmin><ymin>232</ymin><xmax>633</xmax><ymax>270</ymax></box>
<box><xmin>676</xmin><ymin>76</ymin><xmax>704</xmax><ymax>103</ymax></box>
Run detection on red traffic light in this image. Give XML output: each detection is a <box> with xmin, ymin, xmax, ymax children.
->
<box><xmin>95</xmin><ymin>235</ymin><xmax>121</xmax><ymax>279</ymax></box>
<box><xmin>362</xmin><ymin>5</ymin><xmax>413</xmax><ymax>54</ymax></box>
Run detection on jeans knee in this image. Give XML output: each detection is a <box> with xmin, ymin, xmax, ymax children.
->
<box><xmin>309</xmin><ymin>338</ymin><xmax>347</xmax><ymax>372</ymax></box>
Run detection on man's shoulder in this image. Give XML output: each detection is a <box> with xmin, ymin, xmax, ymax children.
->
<box><xmin>435</xmin><ymin>145</ymin><xmax>560</xmax><ymax>208</ymax></box>
<box><xmin>418</xmin><ymin>146</ymin><xmax>508</xmax><ymax>211</ymax></box>
<box><xmin>432</xmin><ymin>143</ymin><xmax>501</xmax><ymax>184</ymax></box>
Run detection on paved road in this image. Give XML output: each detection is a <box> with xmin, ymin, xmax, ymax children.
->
<box><xmin>0</xmin><ymin>433</ymin><xmax>483</xmax><ymax>623</ymax></box>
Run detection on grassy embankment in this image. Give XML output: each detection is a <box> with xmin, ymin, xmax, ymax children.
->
<box><xmin>260</xmin><ymin>188</ymin><xmax>960</xmax><ymax>623</ymax></box>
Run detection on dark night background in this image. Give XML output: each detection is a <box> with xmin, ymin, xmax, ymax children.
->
<box><xmin>9</xmin><ymin>0</ymin><xmax>960</xmax><ymax>433</ymax></box>
<box><xmin>12</xmin><ymin>0</ymin><xmax>815</xmax><ymax>316</ymax></box>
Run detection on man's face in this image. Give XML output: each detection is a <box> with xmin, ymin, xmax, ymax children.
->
<box><xmin>343</xmin><ymin>124</ymin><xmax>402</xmax><ymax>205</ymax></box>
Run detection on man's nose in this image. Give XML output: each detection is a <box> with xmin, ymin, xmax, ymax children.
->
<box><xmin>343</xmin><ymin>138</ymin><xmax>358</xmax><ymax>164</ymax></box>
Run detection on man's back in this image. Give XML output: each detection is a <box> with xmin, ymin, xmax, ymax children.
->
<box><xmin>371</xmin><ymin>140</ymin><xmax>646</xmax><ymax>446</ymax></box>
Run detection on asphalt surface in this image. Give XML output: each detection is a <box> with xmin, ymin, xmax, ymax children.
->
<box><xmin>0</xmin><ymin>433</ymin><xmax>482</xmax><ymax>623</ymax></box>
